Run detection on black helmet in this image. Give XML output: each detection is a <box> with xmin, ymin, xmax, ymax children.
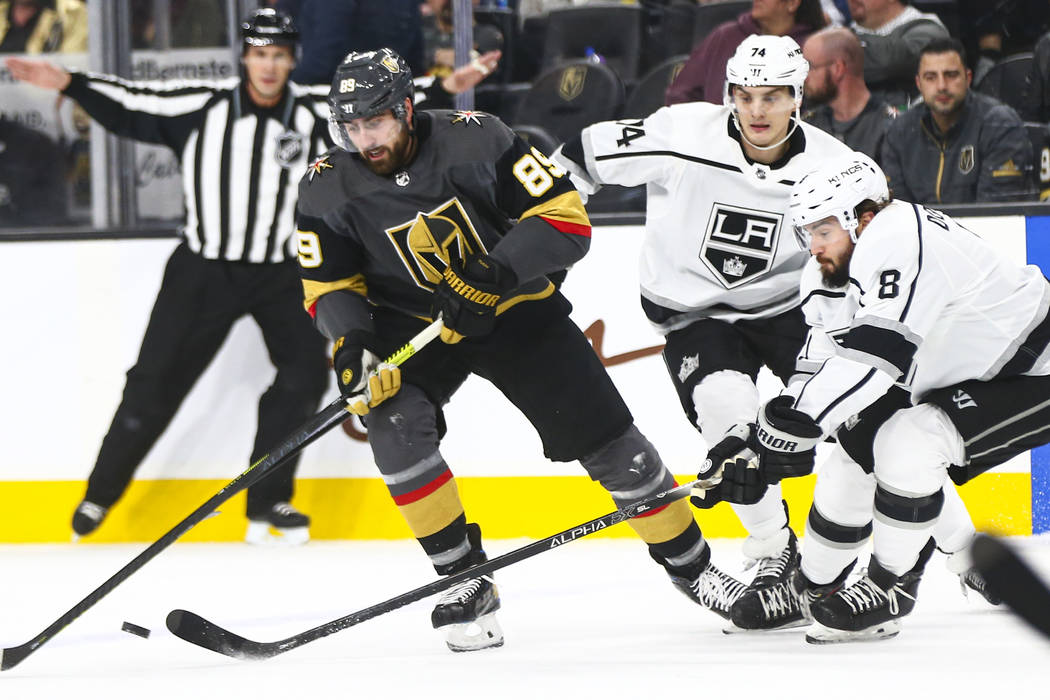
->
<box><xmin>328</xmin><ymin>48</ymin><xmax>414</xmax><ymax>147</ymax></box>
<box><xmin>240</xmin><ymin>8</ymin><xmax>298</xmax><ymax>51</ymax></box>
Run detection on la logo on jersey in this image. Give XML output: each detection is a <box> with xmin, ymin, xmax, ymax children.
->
<box><xmin>700</xmin><ymin>203</ymin><xmax>783</xmax><ymax>288</ymax></box>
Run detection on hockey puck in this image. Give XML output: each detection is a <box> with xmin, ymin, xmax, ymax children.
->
<box><xmin>121</xmin><ymin>621</ymin><xmax>151</xmax><ymax>639</ymax></box>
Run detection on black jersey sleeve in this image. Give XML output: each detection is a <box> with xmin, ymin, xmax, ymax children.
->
<box><xmin>295</xmin><ymin>208</ymin><xmax>373</xmax><ymax>339</ymax></box>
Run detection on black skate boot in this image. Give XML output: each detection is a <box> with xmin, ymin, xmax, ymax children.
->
<box><xmin>666</xmin><ymin>546</ymin><xmax>748</xmax><ymax>620</ymax></box>
<box><xmin>245</xmin><ymin>502</ymin><xmax>310</xmax><ymax>545</ymax></box>
<box><xmin>728</xmin><ymin>562</ymin><xmax>851</xmax><ymax>633</ymax></box>
<box><xmin>431</xmin><ymin>523</ymin><xmax>504</xmax><ymax>652</ymax></box>
<box><xmin>807</xmin><ymin>539</ymin><xmax>935</xmax><ymax>644</ymax></box>
<box><xmin>959</xmin><ymin>567</ymin><xmax>1002</xmax><ymax>605</ymax></box>
<box><xmin>71</xmin><ymin>500</ymin><xmax>109</xmax><ymax>540</ymax></box>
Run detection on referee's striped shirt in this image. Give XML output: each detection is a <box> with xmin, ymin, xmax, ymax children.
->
<box><xmin>64</xmin><ymin>71</ymin><xmax>331</xmax><ymax>263</ymax></box>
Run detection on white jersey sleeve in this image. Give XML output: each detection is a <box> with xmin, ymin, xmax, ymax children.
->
<box><xmin>792</xmin><ymin>201</ymin><xmax>1050</xmax><ymax>433</ymax></box>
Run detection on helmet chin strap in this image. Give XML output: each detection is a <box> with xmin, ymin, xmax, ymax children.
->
<box><xmin>732</xmin><ymin>105</ymin><xmax>802</xmax><ymax>153</ymax></box>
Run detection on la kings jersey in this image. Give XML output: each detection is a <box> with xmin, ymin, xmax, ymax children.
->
<box><xmin>558</xmin><ymin>102</ymin><xmax>854</xmax><ymax>333</ymax></box>
<box><xmin>296</xmin><ymin>110</ymin><xmax>590</xmax><ymax>323</ymax></box>
<box><xmin>791</xmin><ymin>200</ymin><xmax>1050</xmax><ymax>435</ymax></box>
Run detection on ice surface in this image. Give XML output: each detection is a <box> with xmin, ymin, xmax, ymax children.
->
<box><xmin>1</xmin><ymin>536</ymin><xmax>1047</xmax><ymax>699</ymax></box>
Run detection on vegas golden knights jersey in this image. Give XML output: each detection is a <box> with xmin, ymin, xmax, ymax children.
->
<box><xmin>557</xmin><ymin>102</ymin><xmax>854</xmax><ymax>334</ymax></box>
<box><xmin>295</xmin><ymin>110</ymin><xmax>590</xmax><ymax>324</ymax></box>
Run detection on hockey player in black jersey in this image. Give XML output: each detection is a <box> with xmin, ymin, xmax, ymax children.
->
<box><xmin>706</xmin><ymin>151</ymin><xmax>1050</xmax><ymax>642</ymax></box>
<box><xmin>296</xmin><ymin>48</ymin><xmax>748</xmax><ymax>652</ymax></box>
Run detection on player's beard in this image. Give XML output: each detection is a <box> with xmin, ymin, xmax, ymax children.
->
<box><xmin>818</xmin><ymin>246</ymin><xmax>853</xmax><ymax>288</ymax></box>
<box><xmin>361</xmin><ymin>127</ymin><xmax>415</xmax><ymax>176</ymax></box>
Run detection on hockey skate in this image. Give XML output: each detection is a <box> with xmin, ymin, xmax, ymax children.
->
<box><xmin>245</xmin><ymin>502</ymin><xmax>310</xmax><ymax>545</ymax></box>
<box><xmin>725</xmin><ymin>528</ymin><xmax>805</xmax><ymax>632</ymax></box>
<box><xmin>728</xmin><ymin>566</ymin><xmax>848</xmax><ymax>633</ymax></box>
<box><xmin>944</xmin><ymin>548</ymin><xmax>1002</xmax><ymax>605</ymax></box>
<box><xmin>431</xmin><ymin>574</ymin><xmax>504</xmax><ymax>652</ymax></box>
<box><xmin>806</xmin><ymin>557</ymin><xmax>924</xmax><ymax>644</ymax></box>
<box><xmin>431</xmin><ymin>524</ymin><xmax>504</xmax><ymax>652</ymax></box>
<box><xmin>71</xmin><ymin>500</ymin><xmax>109</xmax><ymax>540</ymax></box>
<box><xmin>668</xmin><ymin>561</ymin><xmax>749</xmax><ymax>620</ymax></box>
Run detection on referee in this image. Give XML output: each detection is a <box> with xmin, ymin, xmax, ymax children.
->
<box><xmin>6</xmin><ymin>8</ymin><xmax>330</xmax><ymax>545</ymax></box>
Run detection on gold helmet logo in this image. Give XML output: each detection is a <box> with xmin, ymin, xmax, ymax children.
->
<box><xmin>381</xmin><ymin>55</ymin><xmax>401</xmax><ymax>73</ymax></box>
<box><xmin>341</xmin><ymin>368</ymin><xmax>354</xmax><ymax>386</ymax></box>
<box><xmin>558</xmin><ymin>66</ymin><xmax>586</xmax><ymax>101</ymax></box>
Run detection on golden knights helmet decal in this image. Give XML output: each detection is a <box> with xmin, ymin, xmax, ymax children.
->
<box><xmin>558</xmin><ymin>66</ymin><xmax>586</xmax><ymax>101</ymax></box>
<box><xmin>386</xmin><ymin>198</ymin><xmax>489</xmax><ymax>289</ymax></box>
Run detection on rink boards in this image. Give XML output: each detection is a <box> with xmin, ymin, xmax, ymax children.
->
<box><xmin>0</xmin><ymin>215</ymin><xmax>1046</xmax><ymax>542</ymax></box>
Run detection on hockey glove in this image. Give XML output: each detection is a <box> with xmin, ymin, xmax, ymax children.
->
<box><xmin>332</xmin><ymin>330</ymin><xmax>401</xmax><ymax>416</ymax></box>
<box><xmin>431</xmin><ymin>255</ymin><xmax>509</xmax><ymax>344</ymax></box>
<box><xmin>754</xmin><ymin>396</ymin><xmax>823</xmax><ymax>484</ymax></box>
<box><xmin>690</xmin><ymin>424</ymin><xmax>766</xmax><ymax>508</ymax></box>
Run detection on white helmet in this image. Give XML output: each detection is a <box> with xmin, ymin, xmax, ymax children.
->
<box><xmin>789</xmin><ymin>152</ymin><xmax>890</xmax><ymax>247</ymax></box>
<box><xmin>723</xmin><ymin>34</ymin><xmax>809</xmax><ymax>110</ymax></box>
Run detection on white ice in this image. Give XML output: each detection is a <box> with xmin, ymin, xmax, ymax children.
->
<box><xmin>1</xmin><ymin>536</ymin><xmax>1048</xmax><ymax>699</ymax></box>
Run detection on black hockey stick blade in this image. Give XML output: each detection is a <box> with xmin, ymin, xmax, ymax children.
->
<box><xmin>166</xmin><ymin>480</ymin><xmax>697</xmax><ymax>660</ymax></box>
<box><xmin>971</xmin><ymin>533</ymin><xmax>1050</xmax><ymax>640</ymax></box>
<box><xmin>0</xmin><ymin>320</ymin><xmax>442</xmax><ymax>672</ymax></box>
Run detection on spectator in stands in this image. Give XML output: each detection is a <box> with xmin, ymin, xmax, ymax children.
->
<box><xmin>276</xmin><ymin>0</ymin><xmax>426</xmax><ymax>83</ymax></box>
<box><xmin>0</xmin><ymin>114</ymin><xmax>67</xmax><ymax>225</ymax></box>
<box><xmin>802</xmin><ymin>26</ymin><xmax>898</xmax><ymax>160</ymax></box>
<box><xmin>963</xmin><ymin>0</ymin><xmax>1049</xmax><ymax>83</ymax></box>
<box><xmin>1022</xmin><ymin>28</ymin><xmax>1050</xmax><ymax>121</ymax></box>
<box><xmin>848</xmin><ymin>0</ymin><xmax>947</xmax><ymax>110</ymax></box>
<box><xmin>666</xmin><ymin>0</ymin><xmax>827</xmax><ymax>105</ymax></box>
<box><xmin>0</xmin><ymin>0</ymin><xmax>87</xmax><ymax>53</ymax></box>
<box><xmin>422</xmin><ymin>0</ymin><xmax>503</xmax><ymax>78</ymax></box>
<box><xmin>881</xmin><ymin>37</ymin><xmax>1033</xmax><ymax>203</ymax></box>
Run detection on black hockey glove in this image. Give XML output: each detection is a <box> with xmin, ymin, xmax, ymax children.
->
<box><xmin>431</xmin><ymin>255</ymin><xmax>510</xmax><ymax>344</ymax></box>
<box><xmin>754</xmin><ymin>396</ymin><xmax>823</xmax><ymax>484</ymax></box>
<box><xmin>690</xmin><ymin>424</ymin><xmax>766</xmax><ymax>508</ymax></box>
<box><xmin>332</xmin><ymin>330</ymin><xmax>400</xmax><ymax>416</ymax></box>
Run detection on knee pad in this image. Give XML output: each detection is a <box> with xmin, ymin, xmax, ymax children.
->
<box><xmin>579</xmin><ymin>424</ymin><xmax>673</xmax><ymax>506</ymax></box>
<box><xmin>691</xmin><ymin>370</ymin><xmax>759</xmax><ymax>439</ymax></box>
<box><xmin>367</xmin><ymin>384</ymin><xmax>442</xmax><ymax>477</ymax></box>
<box><xmin>873</xmin><ymin>404</ymin><xmax>963</xmax><ymax>497</ymax></box>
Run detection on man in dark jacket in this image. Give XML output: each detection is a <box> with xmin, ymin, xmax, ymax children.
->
<box><xmin>665</xmin><ymin>0</ymin><xmax>825</xmax><ymax>105</ymax></box>
<box><xmin>881</xmin><ymin>37</ymin><xmax>1033</xmax><ymax>203</ymax></box>
<box><xmin>802</xmin><ymin>26</ymin><xmax>898</xmax><ymax>161</ymax></box>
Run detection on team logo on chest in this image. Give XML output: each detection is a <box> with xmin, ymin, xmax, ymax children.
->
<box><xmin>700</xmin><ymin>203</ymin><xmax>783</xmax><ymax>288</ymax></box>
<box><xmin>386</xmin><ymin>197</ymin><xmax>488</xmax><ymax>290</ymax></box>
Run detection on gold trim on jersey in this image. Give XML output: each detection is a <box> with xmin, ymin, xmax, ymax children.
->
<box><xmin>385</xmin><ymin>197</ymin><xmax>490</xmax><ymax>291</ymax></box>
<box><xmin>302</xmin><ymin>274</ymin><xmax>368</xmax><ymax>313</ymax></box>
<box><xmin>518</xmin><ymin>190</ymin><xmax>590</xmax><ymax>228</ymax></box>
<box><xmin>496</xmin><ymin>281</ymin><xmax>555</xmax><ymax>314</ymax></box>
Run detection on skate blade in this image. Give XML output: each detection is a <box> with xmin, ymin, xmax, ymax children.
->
<box><xmin>244</xmin><ymin>522</ymin><xmax>310</xmax><ymax>546</ymax></box>
<box><xmin>442</xmin><ymin>612</ymin><xmax>505</xmax><ymax>652</ymax></box>
<box><xmin>804</xmin><ymin>620</ymin><xmax>901</xmax><ymax>644</ymax></box>
<box><xmin>723</xmin><ymin>617</ymin><xmax>809</xmax><ymax>635</ymax></box>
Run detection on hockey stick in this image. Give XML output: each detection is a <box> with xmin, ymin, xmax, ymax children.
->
<box><xmin>166</xmin><ymin>479</ymin><xmax>698</xmax><ymax>660</ymax></box>
<box><xmin>971</xmin><ymin>533</ymin><xmax>1050</xmax><ymax>640</ymax></box>
<box><xmin>0</xmin><ymin>319</ymin><xmax>443</xmax><ymax>672</ymax></box>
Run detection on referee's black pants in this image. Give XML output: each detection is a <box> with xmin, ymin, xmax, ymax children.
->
<box><xmin>84</xmin><ymin>243</ymin><xmax>328</xmax><ymax>518</ymax></box>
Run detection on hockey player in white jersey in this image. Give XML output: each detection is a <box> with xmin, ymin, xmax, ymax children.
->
<box><xmin>555</xmin><ymin>35</ymin><xmax>855</xmax><ymax>616</ymax></box>
<box><xmin>707</xmin><ymin>151</ymin><xmax>1050</xmax><ymax>642</ymax></box>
